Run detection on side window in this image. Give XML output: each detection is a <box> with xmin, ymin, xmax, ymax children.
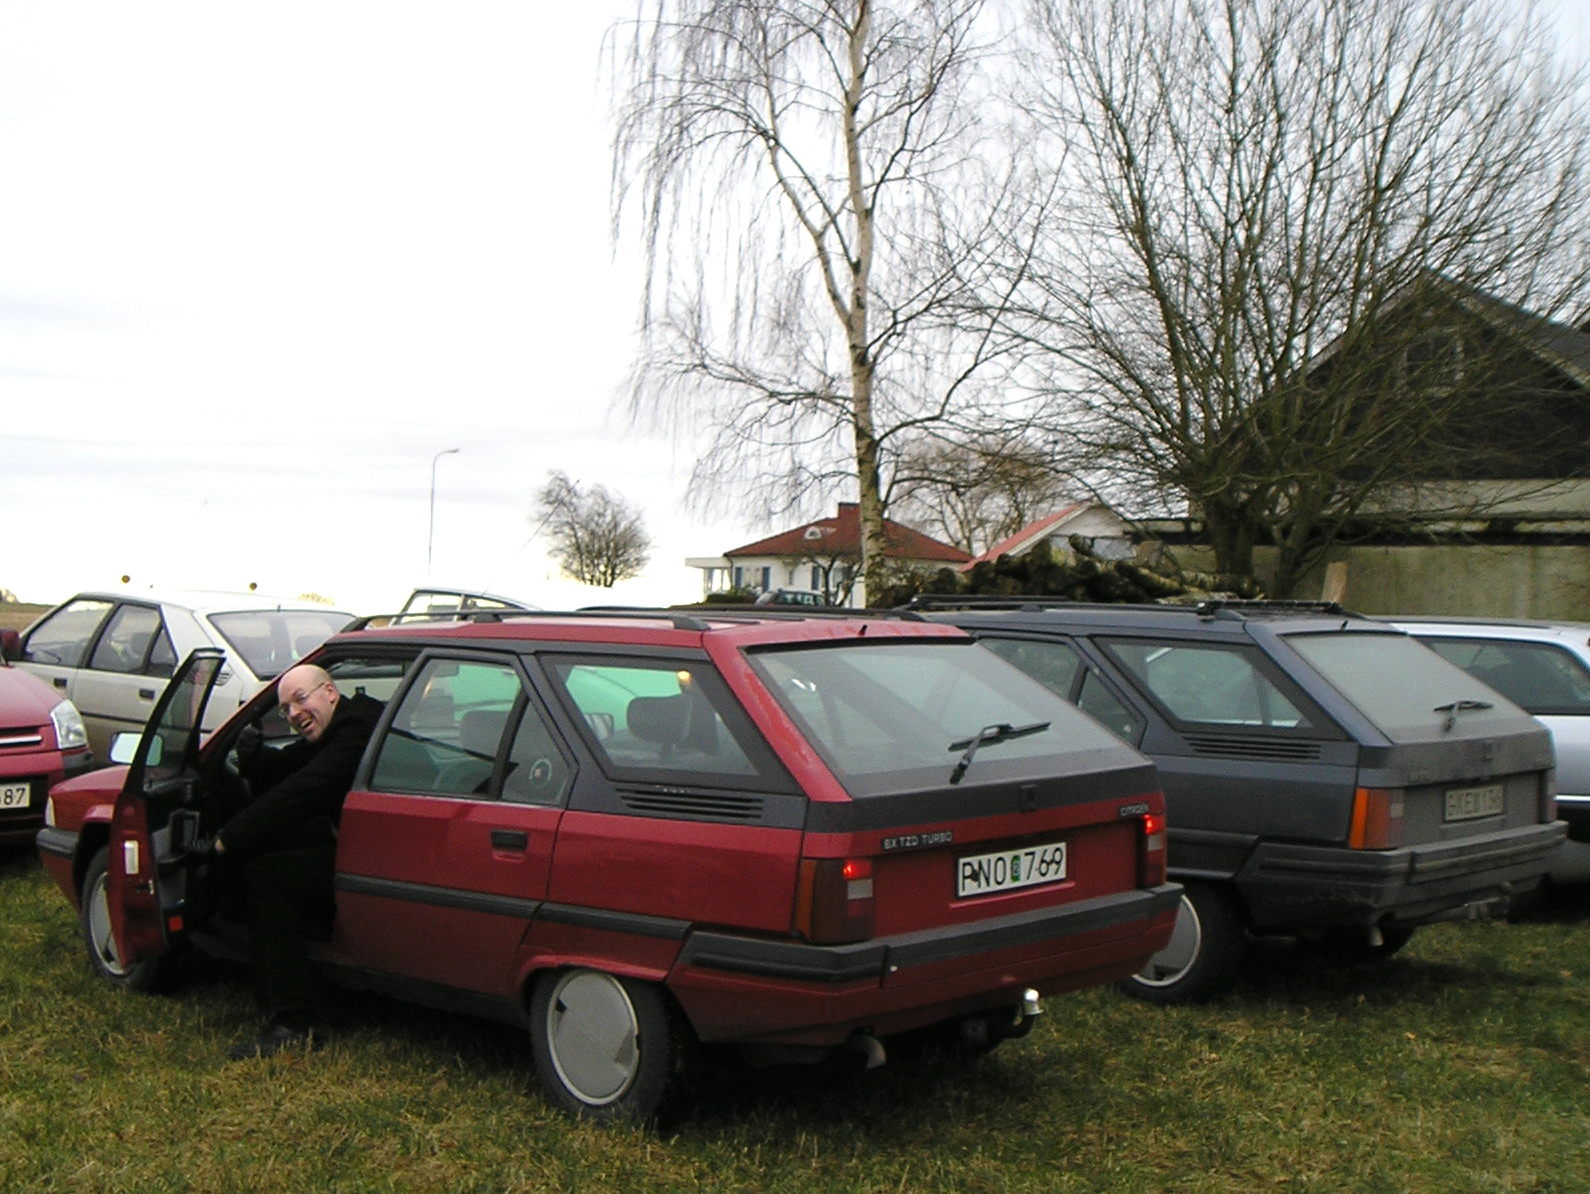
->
<box><xmin>979</xmin><ymin>636</ymin><xmax>1145</xmax><ymax>744</ymax></box>
<box><xmin>23</xmin><ymin>598</ymin><xmax>113</xmax><ymax>668</ymax></box>
<box><xmin>546</xmin><ymin>658</ymin><xmax>760</xmax><ymax>780</ymax></box>
<box><xmin>980</xmin><ymin>637</ymin><xmax>1085</xmax><ymax>699</ymax></box>
<box><xmin>502</xmin><ymin>707</ymin><xmax>573</xmax><ymax>805</ymax></box>
<box><xmin>88</xmin><ymin>604</ymin><xmax>169</xmax><ymax>675</ymax></box>
<box><xmin>1423</xmin><ymin>637</ymin><xmax>1590</xmax><ymax>716</ymax></box>
<box><xmin>1076</xmin><ymin>670</ymin><xmax>1146</xmax><ymax>744</ymax></box>
<box><xmin>1104</xmin><ymin>639</ymin><xmax>1310</xmax><ymax>729</ymax></box>
<box><xmin>369</xmin><ymin>657</ymin><xmax>570</xmax><ymax>802</ymax></box>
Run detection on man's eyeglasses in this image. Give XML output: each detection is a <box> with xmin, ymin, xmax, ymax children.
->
<box><xmin>278</xmin><ymin>682</ymin><xmax>332</xmax><ymax>719</ymax></box>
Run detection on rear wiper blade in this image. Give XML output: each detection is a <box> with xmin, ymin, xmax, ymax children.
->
<box><xmin>948</xmin><ymin>721</ymin><xmax>1050</xmax><ymax>785</ymax></box>
<box><xmin>1433</xmin><ymin>697</ymin><xmax>1493</xmax><ymax>732</ymax></box>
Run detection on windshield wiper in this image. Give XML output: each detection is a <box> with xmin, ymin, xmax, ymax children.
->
<box><xmin>948</xmin><ymin>721</ymin><xmax>1050</xmax><ymax>785</ymax></box>
<box><xmin>1433</xmin><ymin>697</ymin><xmax>1493</xmax><ymax>732</ymax></box>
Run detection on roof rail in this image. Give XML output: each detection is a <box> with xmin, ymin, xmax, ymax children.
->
<box><xmin>898</xmin><ymin>594</ymin><xmax>1081</xmax><ymax>612</ymax></box>
<box><xmin>1194</xmin><ymin>599</ymin><xmax>1355</xmax><ymax>618</ymax></box>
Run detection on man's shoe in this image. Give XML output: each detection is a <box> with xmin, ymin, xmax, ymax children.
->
<box><xmin>225</xmin><ymin>1022</ymin><xmax>322</xmax><ymax>1061</ymax></box>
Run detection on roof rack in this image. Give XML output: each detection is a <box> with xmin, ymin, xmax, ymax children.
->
<box><xmin>898</xmin><ymin>594</ymin><xmax>1367</xmax><ymax>621</ymax></box>
<box><xmin>343</xmin><ymin>608</ymin><xmax>723</xmax><ymax>633</ymax></box>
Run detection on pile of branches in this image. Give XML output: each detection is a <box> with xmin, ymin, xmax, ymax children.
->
<box><xmin>876</xmin><ymin>537</ymin><xmax>1264</xmax><ymax>608</ymax></box>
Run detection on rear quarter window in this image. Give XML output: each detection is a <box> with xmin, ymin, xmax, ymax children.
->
<box><xmin>1101</xmin><ymin>638</ymin><xmax>1315</xmax><ymax>731</ymax></box>
<box><xmin>543</xmin><ymin>656</ymin><xmax>790</xmax><ymax>788</ymax></box>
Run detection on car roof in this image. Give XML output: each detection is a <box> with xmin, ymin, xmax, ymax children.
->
<box><xmin>66</xmin><ymin>589</ymin><xmax>356</xmax><ymax>618</ymax></box>
<box><xmin>911</xmin><ymin>598</ymin><xmax>1381</xmax><ymax>636</ymax></box>
<box><xmin>332</xmin><ymin>607</ymin><xmax>968</xmax><ymax>650</ymax></box>
<box><xmin>1387</xmin><ymin>616</ymin><xmax>1590</xmax><ymax>645</ymax></box>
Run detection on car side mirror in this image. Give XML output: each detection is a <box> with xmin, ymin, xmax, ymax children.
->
<box><xmin>108</xmin><ymin>732</ymin><xmax>150</xmax><ymax>766</ymax></box>
<box><xmin>0</xmin><ymin>629</ymin><xmax>19</xmax><ymax>663</ymax></box>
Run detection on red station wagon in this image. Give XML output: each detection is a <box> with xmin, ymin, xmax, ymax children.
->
<box><xmin>37</xmin><ymin>611</ymin><xmax>1178</xmax><ymax>1122</ymax></box>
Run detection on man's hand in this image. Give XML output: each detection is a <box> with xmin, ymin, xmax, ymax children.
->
<box><xmin>232</xmin><ymin>723</ymin><xmax>264</xmax><ymax>766</ymax></box>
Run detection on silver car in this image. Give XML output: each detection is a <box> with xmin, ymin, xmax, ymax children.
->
<box><xmin>1392</xmin><ymin>617</ymin><xmax>1590</xmax><ymax>884</ymax></box>
<box><xmin>6</xmin><ymin>589</ymin><xmax>354</xmax><ymax>761</ymax></box>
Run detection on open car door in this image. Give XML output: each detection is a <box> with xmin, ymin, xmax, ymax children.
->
<box><xmin>106</xmin><ymin>648</ymin><xmax>227</xmax><ymax>969</ymax></box>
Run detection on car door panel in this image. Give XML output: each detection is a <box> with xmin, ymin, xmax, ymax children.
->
<box><xmin>107</xmin><ymin>650</ymin><xmax>226</xmax><ymax>968</ymax></box>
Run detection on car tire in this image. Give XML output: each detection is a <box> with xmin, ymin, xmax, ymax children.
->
<box><xmin>1117</xmin><ymin>881</ymin><xmax>1247</xmax><ymax>1005</ymax></box>
<box><xmin>80</xmin><ymin>847</ymin><xmax>171</xmax><ymax>991</ymax></box>
<box><xmin>528</xmin><ymin>968</ymin><xmax>686</xmax><ymax>1124</ymax></box>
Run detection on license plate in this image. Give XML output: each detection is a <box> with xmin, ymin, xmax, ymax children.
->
<box><xmin>1445</xmin><ymin>783</ymin><xmax>1504</xmax><ymax>822</ymax></box>
<box><xmin>957</xmin><ymin>840</ymin><xmax>1067</xmax><ymax>898</ymax></box>
<box><xmin>0</xmin><ymin>782</ymin><xmax>32</xmax><ymax>810</ymax></box>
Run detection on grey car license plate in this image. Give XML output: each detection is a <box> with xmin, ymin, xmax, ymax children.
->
<box><xmin>1445</xmin><ymin>783</ymin><xmax>1504</xmax><ymax>822</ymax></box>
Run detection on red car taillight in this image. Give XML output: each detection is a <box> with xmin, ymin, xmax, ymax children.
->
<box><xmin>1348</xmin><ymin>787</ymin><xmax>1405</xmax><ymax>849</ymax></box>
<box><xmin>795</xmin><ymin>857</ymin><xmax>875</xmax><ymax>944</ymax></box>
<box><xmin>1138</xmin><ymin>810</ymin><xmax>1167</xmax><ymax>886</ymax></box>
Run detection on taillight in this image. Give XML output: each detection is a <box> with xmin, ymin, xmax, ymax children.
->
<box><xmin>795</xmin><ymin>857</ymin><xmax>875</xmax><ymax>944</ymax></box>
<box><xmin>1138</xmin><ymin>811</ymin><xmax>1167</xmax><ymax>886</ymax></box>
<box><xmin>1348</xmin><ymin>787</ymin><xmax>1405</xmax><ymax>849</ymax></box>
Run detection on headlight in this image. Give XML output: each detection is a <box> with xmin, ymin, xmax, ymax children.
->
<box><xmin>50</xmin><ymin>700</ymin><xmax>89</xmax><ymax>751</ymax></box>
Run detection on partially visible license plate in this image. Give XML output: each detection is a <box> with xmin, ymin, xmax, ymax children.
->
<box><xmin>957</xmin><ymin>840</ymin><xmax>1067</xmax><ymax>898</ymax></box>
<box><xmin>0</xmin><ymin>782</ymin><xmax>32</xmax><ymax>810</ymax></box>
<box><xmin>1445</xmin><ymin>783</ymin><xmax>1504</xmax><ymax>822</ymax></box>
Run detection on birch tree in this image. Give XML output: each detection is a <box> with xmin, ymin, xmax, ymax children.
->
<box><xmin>610</xmin><ymin>0</ymin><xmax>1024</xmax><ymax>598</ymax></box>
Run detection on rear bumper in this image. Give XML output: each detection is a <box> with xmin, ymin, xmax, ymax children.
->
<box><xmin>668</xmin><ymin>883</ymin><xmax>1182</xmax><ymax>1045</ymax></box>
<box><xmin>1236</xmin><ymin>821</ymin><xmax>1567</xmax><ymax>929</ymax></box>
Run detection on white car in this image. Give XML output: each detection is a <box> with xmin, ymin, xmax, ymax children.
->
<box><xmin>1391</xmin><ymin>617</ymin><xmax>1590</xmax><ymax>884</ymax></box>
<box><xmin>5</xmin><ymin>589</ymin><xmax>354</xmax><ymax>761</ymax></box>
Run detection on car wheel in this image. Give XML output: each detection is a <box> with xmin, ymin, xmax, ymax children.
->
<box><xmin>528</xmin><ymin>968</ymin><xmax>685</xmax><ymax>1124</ymax></box>
<box><xmin>1117</xmin><ymin>881</ymin><xmax>1247</xmax><ymax>1004</ymax></box>
<box><xmin>80</xmin><ymin>847</ymin><xmax>171</xmax><ymax>991</ymax></box>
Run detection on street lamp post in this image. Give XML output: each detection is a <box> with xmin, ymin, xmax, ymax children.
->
<box><xmin>428</xmin><ymin>448</ymin><xmax>460</xmax><ymax>577</ymax></box>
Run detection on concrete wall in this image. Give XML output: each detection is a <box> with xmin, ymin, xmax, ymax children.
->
<box><xmin>1157</xmin><ymin>541</ymin><xmax>1590</xmax><ymax>619</ymax></box>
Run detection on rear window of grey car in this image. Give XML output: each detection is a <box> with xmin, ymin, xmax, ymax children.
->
<box><xmin>1418</xmin><ymin>637</ymin><xmax>1590</xmax><ymax>717</ymax></box>
<box><xmin>1284</xmin><ymin>631</ymin><xmax>1526</xmax><ymax>738</ymax></box>
<box><xmin>750</xmin><ymin>640</ymin><xmax>1125</xmax><ymax>797</ymax></box>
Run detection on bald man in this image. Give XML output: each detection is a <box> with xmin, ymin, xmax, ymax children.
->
<box><xmin>215</xmin><ymin>662</ymin><xmax>384</xmax><ymax>1059</ymax></box>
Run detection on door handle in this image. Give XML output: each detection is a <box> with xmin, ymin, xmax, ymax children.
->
<box><xmin>139</xmin><ymin>688</ymin><xmax>157</xmax><ymax>700</ymax></box>
<box><xmin>53</xmin><ymin>677</ymin><xmax>67</xmax><ymax>689</ymax></box>
<box><xmin>490</xmin><ymin>829</ymin><xmax>529</xmax><ymax>852</ymax></box>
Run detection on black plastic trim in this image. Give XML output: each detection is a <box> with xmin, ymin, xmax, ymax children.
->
<box><xmin>677</xmin><ymin>883</ymin><xmax>1183</xmax><ymax>985</ymax></box>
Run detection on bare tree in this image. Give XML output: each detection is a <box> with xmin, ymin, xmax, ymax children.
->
<box><xmin>535</xmin><ymin>471</ymin><xmax>653</xmax><ymax>588</ymax></box>
<box><xmin>1011</xmin><ymin>0</ymin><xmax>1590</xmax><ymax>595</ymax></box>
<box><xmin>609</xmin><ymin>0</ymin><xmax>1028</xmax><ymax>599</ymax></box>
<box><xmin>890</xmin><ymin>431</ymin><xmax>1072</xmax><ymax>553</ymax></box>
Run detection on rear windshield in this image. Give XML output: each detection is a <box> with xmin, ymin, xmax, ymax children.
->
<box><xmin>749</xmin><ymin>640</ymin><xmax>1127</xmax><ymax>797</ymax></box>
<box><xmin>1416</xmin><ymin>636</ymin><xmax>1590</xmax><ymax>717</ymax></box>
<box><xmin>1283</xmin><ymin>631</ymin><xmax>1527</xmax><ymax>738</ymax></box>
<box><xmin>209</xmin><ymin>609</ymin><xmax>353</xmax><ymax>680</ymax></box>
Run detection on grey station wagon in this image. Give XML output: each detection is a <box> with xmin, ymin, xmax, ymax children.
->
<box><xmin>913</xmin><ymin>599</ymin><xmax>1565</xmax><ymax>1002</ymax></box>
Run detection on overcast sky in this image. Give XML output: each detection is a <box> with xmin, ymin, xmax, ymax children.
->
<box><xmin>0</xmin><ymin>2</ymin><xmax>745</xmax><ymax>613</ymax></box>
<box><xmin>1</xmin><ymin>1</ymin><xmax>1587</xmax><ymax>614</ymax></box>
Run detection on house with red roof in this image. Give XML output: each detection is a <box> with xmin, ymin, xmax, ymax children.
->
<box><xmin>961</xmin><ymin>503</ymin><xmax>1133</xmax><ymax>571</ymax></box>
<box><xmin>688</xmin><ymin>502</ymin><xmax>972</xmax><ymax>606</ymax></box>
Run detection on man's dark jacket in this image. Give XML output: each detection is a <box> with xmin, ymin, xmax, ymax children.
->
<box><xmin>218</xmin><ymin>691</ymin><xmax>384</xmax><ymax>858</ymax></box>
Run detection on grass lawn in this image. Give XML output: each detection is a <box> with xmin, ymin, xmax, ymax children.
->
<box><xmin>3</xmin><ymin>843</ymin><xmax>1587</xmax><ymax>1193</ymax></box>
